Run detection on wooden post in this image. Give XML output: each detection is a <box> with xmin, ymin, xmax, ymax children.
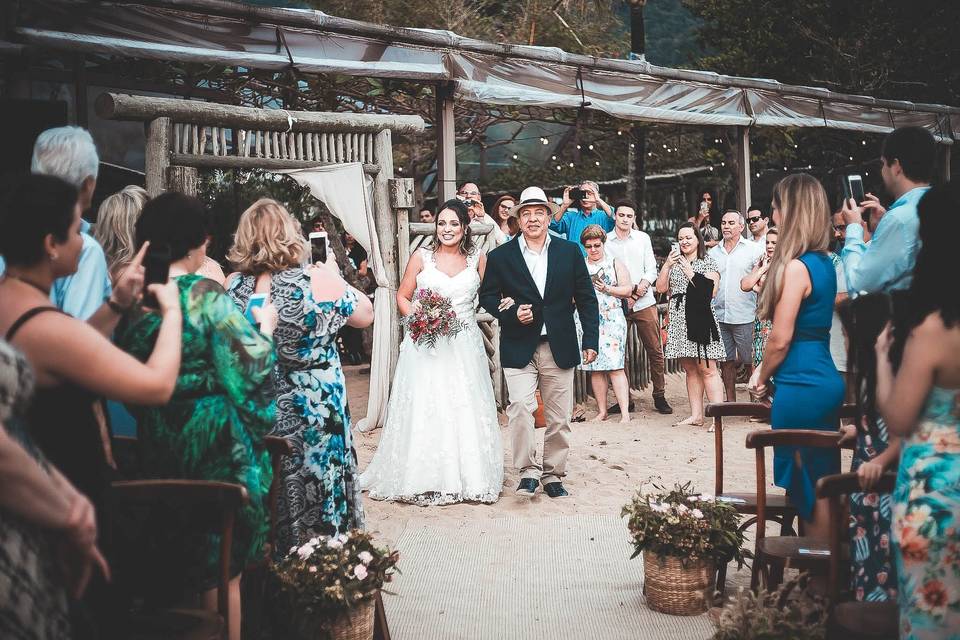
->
<box><xmin>145</xmin><ymin>117</ymin><xmax>172</xmax><ymax>197</ymax></box>
<box><xmin>167</xmin><ymin>166</ymin><xmax>199</xmax><ymax>196</ymax></box>
<box><xmin>372</xmin><ymin>129</ymin><xmax>402</xmax><ymax>389</ymax></box>
<box><xmin>390</xmin><ymin>177</ymin><xmax>415</xmax><ymax>269</ymax></box>
<box><xmin>735</xmin><ymin>126</ymin><xmax>752</xmax><ymax>215</ymax></box>
<box><xmin>939</xmin><ymin>144</ymin><xmax>952</xmax><ymax>183</ymax></box>
<box><xmin>435</xmin><ymin>82</ymin><xmax>457</xmax><ymax>202</ymax></box>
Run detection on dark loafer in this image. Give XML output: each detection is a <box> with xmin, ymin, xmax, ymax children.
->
<box><xmin>542</xmin><ymin>482</ymin><xmax>569</xmax><ymax>498</ymax></box>
<box><xmin>515</xmin><ymin>478</ymin><xmax>538</xmax><ymax>497</ymax></box>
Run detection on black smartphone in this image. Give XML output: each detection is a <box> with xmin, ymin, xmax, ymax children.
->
<box><xmin>569</xmin><ymin>187</ymin><xmax>586</xmax><ymax>202</ymax></box>
<box><xmin>142</xmin><ymin>245</ymin><xmax>171</xmax><ymax>309</ymax></box>
<box><xmin>842</xmin><ymin>175</ymin><xmax>866</xmax><ymax>205</ymax></box>
<box><xmin>309</xmin><ymin>231</ymin><xmax>328</xmax><ymax>265</ymax></box>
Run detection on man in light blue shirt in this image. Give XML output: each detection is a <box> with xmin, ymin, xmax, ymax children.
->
<box><xmin>549</xmin><ymin>180</ymin><xmax>615</xmax><ymax>254</ymax></box>
<box><xmin>841</xmin><ymin>126</ymin><xmax>936</xmax><ymax>295</ymax></box>
<box><xmin>31</xmin><ymin>126</ymin><xmax>113</xmax><ymax>320</ymax></box>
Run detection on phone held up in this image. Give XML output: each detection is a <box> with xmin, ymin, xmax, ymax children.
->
<box><xmin>142</xmin><ymin>245</ymin><xmax>172</xmax><ymax>309</ymax></box>
<box><xmin>842</xmin><ymin>174</ymin><xmax>866</xmax><ymax>206</ymax></box>
<box><xmin>309</xmin><ymin>231</ymin><xmax>328</xmax><ymax>265</ymax></box>
<box><xmin>244</xmin><ymin>293</ymin><xmax>268</xmax><ymax>327</ymax></box>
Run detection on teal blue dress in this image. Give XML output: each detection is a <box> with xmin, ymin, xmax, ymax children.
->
<box><xmin>770</xmin><ymin>252</ymin><xmax>844</xmax><ymax>521</ymax></box>
<box><xmin>892</xmin><ymin>385</ymin><xmax>960</xmax><ymax>640</ymax></box>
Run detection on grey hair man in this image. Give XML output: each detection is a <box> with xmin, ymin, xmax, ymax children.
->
<box><xmin>552</xmin><ymin>180</ymin><xmax>615</xmax><ymax>256</ymax></box>
<box><xmin>30</xmin><ymin>127</ymin><xmax>116</xmax><ymax>323</ymax></box>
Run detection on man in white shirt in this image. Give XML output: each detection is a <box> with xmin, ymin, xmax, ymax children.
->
<box><xmin>709</xmin><ymin>210</ymin><xmax>764</xmax><ymax>402</ymax></box>
<box><xmin>604</xmin><ymin>200</ymin><xmax>672</xmax><ymax>414</ymax></box>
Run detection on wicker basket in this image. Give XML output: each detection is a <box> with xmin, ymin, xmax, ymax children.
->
<box><xmin>643</xmin><ymin>551</ymin><xmax>715</xmax><ymax>616</ymax></box>
<box><xmin>327</xmin><ymin>596</ymin><xmax>375</xmax><ymax>640</ymax></box>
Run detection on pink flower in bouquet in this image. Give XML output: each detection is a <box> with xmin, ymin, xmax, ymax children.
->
<box><xmin>353</xmin><ymin>564</ymin><xmax>369</xmax><ymax>580</ymax></box>
<box><xmin>403</xmin><ymin>287</ymin><xmax>467</xmax><ymax>349</ymax></box>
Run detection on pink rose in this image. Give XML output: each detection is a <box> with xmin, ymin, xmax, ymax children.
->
<box><xmin>353</xmin><ymin>564</ymin><xmax>369</xmax><ymax>580</ymax></box>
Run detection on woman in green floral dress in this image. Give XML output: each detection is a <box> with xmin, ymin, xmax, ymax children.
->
<box><xmin>876</xmin><ymin>184</ymin><xmax>960</xmax><ymax>640</ymax></box>
<box><xmin>117</xmin><ymin>194</ymin><xmax>277</xmax><ymax>640</ymax></box>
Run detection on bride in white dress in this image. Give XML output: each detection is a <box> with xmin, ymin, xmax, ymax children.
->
<box><xmin>359</xmin><ymin>199</ymin><xmax>505</xmax><ymax>505</ymax></box>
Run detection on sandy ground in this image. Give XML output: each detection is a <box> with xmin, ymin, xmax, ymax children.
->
<box><xmin>346</xmin><ymin>365</ymin><xmax>776</xmax><ymax>553</ymax></box>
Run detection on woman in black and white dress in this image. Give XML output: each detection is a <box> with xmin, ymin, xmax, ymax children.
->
<box><xmin>656</xmin><ymin>221</ymin><xmax>725</xmax><ymax>428</ymax></box>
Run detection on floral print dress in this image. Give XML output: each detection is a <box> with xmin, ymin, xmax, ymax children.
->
<box><xmin>892</xmin><ymin>386</ymin><xmax>960</xmax><ymax>639</ymax></box>
<box><xmin>118</xmin><ymin>275</ymin><xmax>276</xmax><ymax>591</ymax></box>
<box><xmin>227</xmin><ymin>268</ymin><xmax>363</xmax><ymax>555</ymax></box>
<box><xmin>579</xmin><ymin>256</ymin><xmax>627</xmax><ymax>372</ymax></box>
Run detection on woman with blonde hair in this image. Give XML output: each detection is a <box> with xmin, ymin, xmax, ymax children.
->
<box><xmin>94</xmin><ymin>185</ymin><xmax>148</xmax><ymax>280</ymax></box>
<box><xmin>225</xmin><ymin>198</ymin><xmax>373</xmax><ymax>553</ymax></box>
<box><xmin>748</xmin><ymin>173</ymin><xmax>844</xmax><ymax>541</ymax></box>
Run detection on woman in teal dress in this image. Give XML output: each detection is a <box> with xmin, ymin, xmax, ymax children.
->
<box><xmin>225</xmin><ymin>199</ymin><xmax>373</xmax><ymax>555</ymax></box>
<box><xmin>749</xmin><ymin>174</ymin><xmax>844</xmax><ymax>540</ymax></box>
<box><xmin>118</xmin><ymin>194</ymin><xmax>277</xmax><ymax>640</ymax></box>
<box><xmin>875</xmin><ymin>183</ymin><xmax>960</xmax><ymax>640</ymax></box>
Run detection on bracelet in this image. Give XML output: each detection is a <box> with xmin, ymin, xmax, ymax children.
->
<box><xmin>632</xmin><ymin>284</ymin><xmax>639</xmax><ymax>297</ymax></box>
<box><xmin>106</xmin><ymin>297</ymin><xmax>128</xmax><ymax>315</ymax></box>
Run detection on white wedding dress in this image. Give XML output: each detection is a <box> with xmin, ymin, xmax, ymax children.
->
<box><xmin>358</xmin><ymin>248</ymin><xmax>504</xmax><ymax>505</ymax></box>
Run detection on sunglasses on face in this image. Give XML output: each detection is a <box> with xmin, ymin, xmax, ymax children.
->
<box><xmin>746</xmin><ymin>216</ymin><xmax>763</xmax><ymax>223</ymax></box>
<box><xmin>833</xmin><ymin>224</ymin><xmax>846</xmax><ymax>231</ymax></box>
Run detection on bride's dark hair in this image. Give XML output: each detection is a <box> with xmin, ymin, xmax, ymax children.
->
<box><xmin>432</xmin><ymin>198</ymin><xmax>474</xmax><ymax>255</ymax></box>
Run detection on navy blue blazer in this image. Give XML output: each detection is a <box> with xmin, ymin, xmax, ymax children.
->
<box><xmin>478</xmin><ymin>235</ymin><xmax>599</xmax><ymax>370</ymax></box>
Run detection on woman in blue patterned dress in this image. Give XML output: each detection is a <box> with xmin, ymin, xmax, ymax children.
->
<box><xmin>749</xmin><ymin>174</ymin><xmax>844</xmax><ymax>541</ymax></box>
<box><xmin>226</xmin><ymin>199</ymin><xmax>373</xmax><ymax>555</ymax></box>
<box><xmin>578</xmin><ymin>225</ymin><xmax>633</xmax><ymax>422</ymax></box>
<box><xmin>876</xmin><ymin>183</ymin><xmax>960</xmax><ymax>639</ymax></box>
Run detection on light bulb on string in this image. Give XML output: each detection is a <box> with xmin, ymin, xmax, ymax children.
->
<box><xmin>617</xmin><ymin>130</ymin><xmax>623</xmax><ymax>136</ymax></box>
<box><xmin>512</xmin><ymin>154</ymin><xmax>518</xmax><ymax>160</ymax></box>
<box><xmin>755</xmin><ymin>172</ymin><xmax>760</xmax><ymax>178</ymax></box>
<box><xmin>720</xmin><ymin>161</ymin><xmax>725</xmax><ymax>167</ymax></box>
<box><xmin>540</xmin><ymin>137</ymin><xmax>549</xmax><ymax>145</ymax></box>
<box><xmin>861</xmin><ymin>140</ymin><xmax>867</xmax><ymax>145</ymax></box>
<box><xmin>568</xmin><ymin>162</ymin><xmax>574</xmax><ymax>168</ymax></box>
<box><xmin>662</xmin><ymin>144</ymin><xmax>667</xmax><ymax>149</ymax></box>
<box><xmin>588</xmin><ymin>144</ymin><xmax>594</xmax><ymax>150</ymax></box>
<box><xmin>630</xmin><ymin>143</ymin><xmax>635</xmax><ymax>148</ymax></box>
<box><xmin>594</xmin><ymin>161</ymin><xmax>600</xmax><ymax>166</ymax></box>
<box><xmin>576</xmin><ymin>145</ymin><xmax>582</xmax><ymax>150</ymax></box>
<box><xmin>848</xmin><ymin>156</ymin><xmax>854</xmax><ymax>161</ymax></box>
<box><xmin>551</xmin><ymin>155</ymin><xmax>557</xmax><ymax>160</ymax></box>
<box><xmin>647</xmin><ymin>152</ymin><xmax>653</xmax><ymax>157</ymax></box>
<box><xmin>556</xmin><ymin>165</ymin><xmax>562</xmax><ymax>170</ymax></box>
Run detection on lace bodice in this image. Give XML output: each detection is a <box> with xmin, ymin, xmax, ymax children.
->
<box><xmin>416</xmin><ymin>248</ymin><xmax>481</xmax><ymax>322</ymax></box>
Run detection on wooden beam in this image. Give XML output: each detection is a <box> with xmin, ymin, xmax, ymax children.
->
<box><xmin>167</xmin><ymin>166</ymin><xmax>198</xmax><ymax>196</ymax></box>
<box><xmin>435</xmin><ymin>82</ymin><xmax>457</xmax><ymax>202</ymax></box>
<box><xmin>939</xmin><ymin>144</ymin><xmax>952</xmax><ymax>183</ymax></box>
<box><xmin>735</xmin><ymin>126</ymin><xmax>751</xmax><ymax>216</ymax></box>
<box><xmin>96</xmin><ymin>92</ymin><xmax>426</xmax><ymax>135</ymax></box>
<box><xmin>145</xmin><ymin>117</ymin><xmax>172</xmax><ymax>197</ymax></box>
<box><xmin>372</xmin><ymin>129</ymin><xmax>401</xmax><ymax>408</ymax></box>
<box><xmin>391</xmin><ymin>177</ymin><xmax>415</xmax><ymax>271</ymax></box>
<box><xmin>168</xmin><ymin>153</ymin><xmax>380</xmax><ymax>174</ymax></box>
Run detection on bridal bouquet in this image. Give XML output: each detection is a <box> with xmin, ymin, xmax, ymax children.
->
<box><xmin>403</xmin><ymin>288</ymin><xmax>467</xmax><ymax>349</ymax></box>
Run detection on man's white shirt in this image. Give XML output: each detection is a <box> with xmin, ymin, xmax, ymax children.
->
<box><xmin>605</xmin><ymin>228</ymin><xmax>657</xmax><ymax>312</ymax></box>
<box><xmin>518</xmin><ymin>233</ymin><xmax>551</xmax><ymax>335</ymax></box>
<box><xmin>709</xmin><ymin>235</ymin><xmax>764</xmax><ymax>325</ymax></box>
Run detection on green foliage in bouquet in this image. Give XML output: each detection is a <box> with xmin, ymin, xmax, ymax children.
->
<box><xmin>621</xmin><ymin>481</ymin><xmax>748</xmax><ymax>568</ymax></box>
<box><xmin>272</xmin><ymin>530</ymin><xmax>399</xmax><ymax>636</ymax></box>
<box><xmin>711</xmin><ymin>573</ymin><xmax>829</xmax><ymax>640</ymax></box>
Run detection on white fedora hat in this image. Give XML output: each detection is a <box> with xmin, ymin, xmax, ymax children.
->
<box><xmin>509</xmin><ymin>186</ymin><xmax>560</xmax><ymax>218</ymax></box>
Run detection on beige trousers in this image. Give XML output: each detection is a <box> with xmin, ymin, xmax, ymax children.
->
<box><xmin>504</xmin><ymin>342</ymin><xmax>575</xmax><ymax>484</ymax></box>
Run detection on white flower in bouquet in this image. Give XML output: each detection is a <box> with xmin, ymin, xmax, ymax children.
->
<box><xmin>358</xmin><ymin>551</ymin><xmax>373</xmax><ymax>565</ymax></box>
<box><xmin>353</xmin><ymin>564</ymin><xmax>368</xmax><ymax>580</ymax></box>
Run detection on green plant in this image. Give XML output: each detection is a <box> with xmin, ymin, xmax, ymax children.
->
<box><xmin>711</xmin><ymin>574</ymin><xmax>829</xmax><ymax>640</ymax></box>
<box><xmin>621</xmin><ymin>481</ymin><xmax>748</xmax><ymax>567</ymax></box>
<box><xmin>272</xmin><ymin>530</ymin><xmax>399</xmax><ymax>635</ymax></box>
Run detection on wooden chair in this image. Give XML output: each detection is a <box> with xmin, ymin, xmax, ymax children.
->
<box><xmin>108</xmin><ymin>479</ymin><xmax>249</xmax><ymax>640</ymax></box>
<box><xmin>263</xmin><ymin>436</ymin><xmax>392</xmax><ymax>640</ymax></box>
<box><xmin>745</xmin><ymin>429</ymin><xmax>843</xmax><ymax>592</ymax></box>
<box><xmin>816</xmin><ymin>472</ymin><xmax>899</xmax><ymax>639</ymax></box>
<box><xmin>706</xmin><ymin>402</ymin><xmax>797</xmax><ymax>595</ymax></box>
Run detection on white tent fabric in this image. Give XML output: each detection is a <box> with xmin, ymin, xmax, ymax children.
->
<box><xmin>279</xmin><ymin>164</ymin><xmax>392</xmax><ymax>433</ymax></box>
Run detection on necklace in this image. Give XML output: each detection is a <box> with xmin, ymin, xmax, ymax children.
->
<box><xmin>4</xmin><ymin>273</ymin><xmax>52</xmax><ymax>295</ymax></box>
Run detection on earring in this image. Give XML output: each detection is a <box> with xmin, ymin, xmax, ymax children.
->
<box><xmin>49</xmin><ymin>253</ymin><xmax>58</xmax><ymax>261</ymax></box>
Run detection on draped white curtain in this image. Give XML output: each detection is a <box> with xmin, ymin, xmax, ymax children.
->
<box><xmin>278</xmin><ymin>163</ymin><xmax>392</xmax><ymax>432</ymax></box>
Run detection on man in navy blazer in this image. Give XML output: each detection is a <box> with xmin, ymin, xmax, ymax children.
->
<box><xmin>479</xmin><ymin>186</ymin><xmax>599</xmax><ymax>499</ymax></box>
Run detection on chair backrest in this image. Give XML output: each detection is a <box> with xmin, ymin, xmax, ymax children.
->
<box><xmin>744</xmin><ymin>429</ymin><xmax>843</xmax><ymax>545</ymax></box>
<box><xmin>263</xmin><ymin>435</ymin><xmax>294</xmax><ymax>548</ymax></box>
<box><xmin>108</xmin><ymin>480</ymin><xmax>250</xmax><ymax>635</ymax></box>
<box><xmin>705</xmin><ymin>402</ymin><xmax>770</xmax><ymax>495</ymax></box>
<box><xmin>815</xmin><ymin>472</ymin><xmax>897</xmax><ymax>601</ymax></box>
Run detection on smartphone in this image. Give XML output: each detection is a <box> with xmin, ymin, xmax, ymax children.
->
<box><xmin>699</xmin><ymin>201</ymin><xmax>709</xmax><ymax>214</ymax></box>
<box><xmin>569</xmin><ymin>187</ymin><xmax>586</xmax><ymax>202</ymax></box>
<box><xmin>842</xmin><ymin>175</ymin><xmax>866</xmax><ymax>204</ymax></box>
<box><xmin>244</xmin><ymin>293</ymin><xmax>268</xmax><ymax>326</ymax></box>
<box><xmin>671</xmin><ymin>242</ymin><xmax>680</xmax><ymax>255</ymax></box>
<box><xmin>142</xmin><ymin>245</ymin><xmax>171</xmax><ymax>309</ymax></box>
<box><xmin>309</xmin><ymin>231</ymin><xmax>328</xmax><ymax>265</ymax></box>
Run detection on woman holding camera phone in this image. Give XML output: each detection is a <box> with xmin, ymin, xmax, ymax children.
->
<box><xmin>225</xmin><ymin>198</ymin><xmax>373</xmax><ymax>558</ymax></box>
<box><xmin>118</xmin><ymin>193</ymin><xmax>278</xmax><ymax>640</ymax></box>
<box><xmin>655</xmin><ymin>222</ymin><xmax>725</xmax><ymax>428</ymax></box>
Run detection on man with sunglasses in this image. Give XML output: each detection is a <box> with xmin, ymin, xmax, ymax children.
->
<box><xmin>745</xmin><ymin>205</ymin><xmax>770</xmax><ymax>244</ymax></box>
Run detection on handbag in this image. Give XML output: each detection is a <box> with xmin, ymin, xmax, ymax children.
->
<box><xmin>611</xmin><ymin>258</ymin><xmax>632</xmax><ymax>317</ymax></box>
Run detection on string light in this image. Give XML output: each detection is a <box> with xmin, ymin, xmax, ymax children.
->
<box><xmin>617</xmin><ymin>130</ymin><xmax>623</xmax><ymax>136</ymax></box>
<box><xmin>709</xmin><ymin>166</ymin><xmax>715</xmax><ymax>172</ymax></box>
<box><xmin>720</xmin><ymin>161</ymin><xmax>725</xmax><ymax>167</ymax></box>
<box><xmin>556</xmin><ymin>165</ymin><xmax>562</xmax><ymax>170</ymax></box>
<box><xmin>540</xmin><ymin>137</ymin><xmax>549</xmax><ymax>145</ymax></box>
<box><xmin>512</xmin><ymin>153</ymin><xmax>518</xmax><ymax>160</ymax></box>
<box><xmin>783</xmin><ymin>166</ymin><xmax>788</xmax><ymax>171</ymax></box>
<box><xmin>755</xmin><ymin>172</ymin><xmax>760</xmax><ymax>178</ymax></box>
<box><xmin>551</xmin><ymin>155</ymin><xmax>557</xmax><ymax>160</ymax></box>
<box><xmin>861</xmin><ymin>140</ymin><xmax>867</xmax><ymax>145</ymax></box>
<box><xmin>647</xmin><ymin>152</ymin><xmax>653</xmax><ymax>157</ymax></box>
<box><xmin>594</xmin><ymin>161</ymin><xmax>600</xmax><ymax>166</ymax></box>
<box><xmin>588</xmin><ymin>144</ymin><xmax>594</xmax><ymax>150</ymax></box>
<box><xmin>662</xmin><ymin>144</ymin><xmax>667</xmax><ymax>149</ymax></box>
<box><xmin>576</xmin><ymin>145</ymin><xmax>582</xmax><ymax>150</ymax></box>
<box><xmin>568</xmin><ymin>162</ymin><xmax>574</xmax><ymax>168</ymax></box>
<box><xmin>793</xmin><ymin>144</ymin><xmax>798</xmax><ymax>149</ymax></box>
<box><xmin>630</xmin><ymin>143</ymin><xmax>636</xmax><ymax>148</ymax></box>
<box><xmin>848</xmin><ymin>156</ymin><xmax>854</xmax><ymax>161</ymax></box>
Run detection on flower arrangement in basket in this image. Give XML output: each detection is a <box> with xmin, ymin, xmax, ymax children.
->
<box><xmin>272</xmin><ymin>530</ymin><xmax>399</xmax><ymax>640</ymax></box>
<box><xmin>621</xmin><ymin>482</ymin><xmax>748</xmax><ymax>615</ymax></box>
<box><xmin>403</xmin><ymin>288</ymin><xmax>467</xmax><ymax>349</ymax></box>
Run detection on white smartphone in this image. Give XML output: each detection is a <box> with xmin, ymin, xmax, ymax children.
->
<box><xmin>671</xmin><ymin>242</ymin><xmax>680</xmax><ymax>255</ymax></box>
<box><xmin>245</xmin><ymin>293</ymin><xmax>268</xmax><ymax>325</ymax></box>
<box><xmin>309</xmin><ymin>231</ymin><xmax>328</xmax><ymax>264</ymax></box>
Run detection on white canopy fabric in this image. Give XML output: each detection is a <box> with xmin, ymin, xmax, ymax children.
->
<box><xmin>14</xmin><ymin>0</ymin><xmax>958</xmax><ymax>142</ymax></box>
<box><xmin>279</xmin><ymin>164</ymin><xmax>392</xmax><ymax>433</ymax></box>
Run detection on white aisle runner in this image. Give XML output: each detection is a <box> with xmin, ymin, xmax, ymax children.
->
<box><xmin>382</xmin><ymin>514</ymin><xmax>714</xmax><ymax>640</ymax></box>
